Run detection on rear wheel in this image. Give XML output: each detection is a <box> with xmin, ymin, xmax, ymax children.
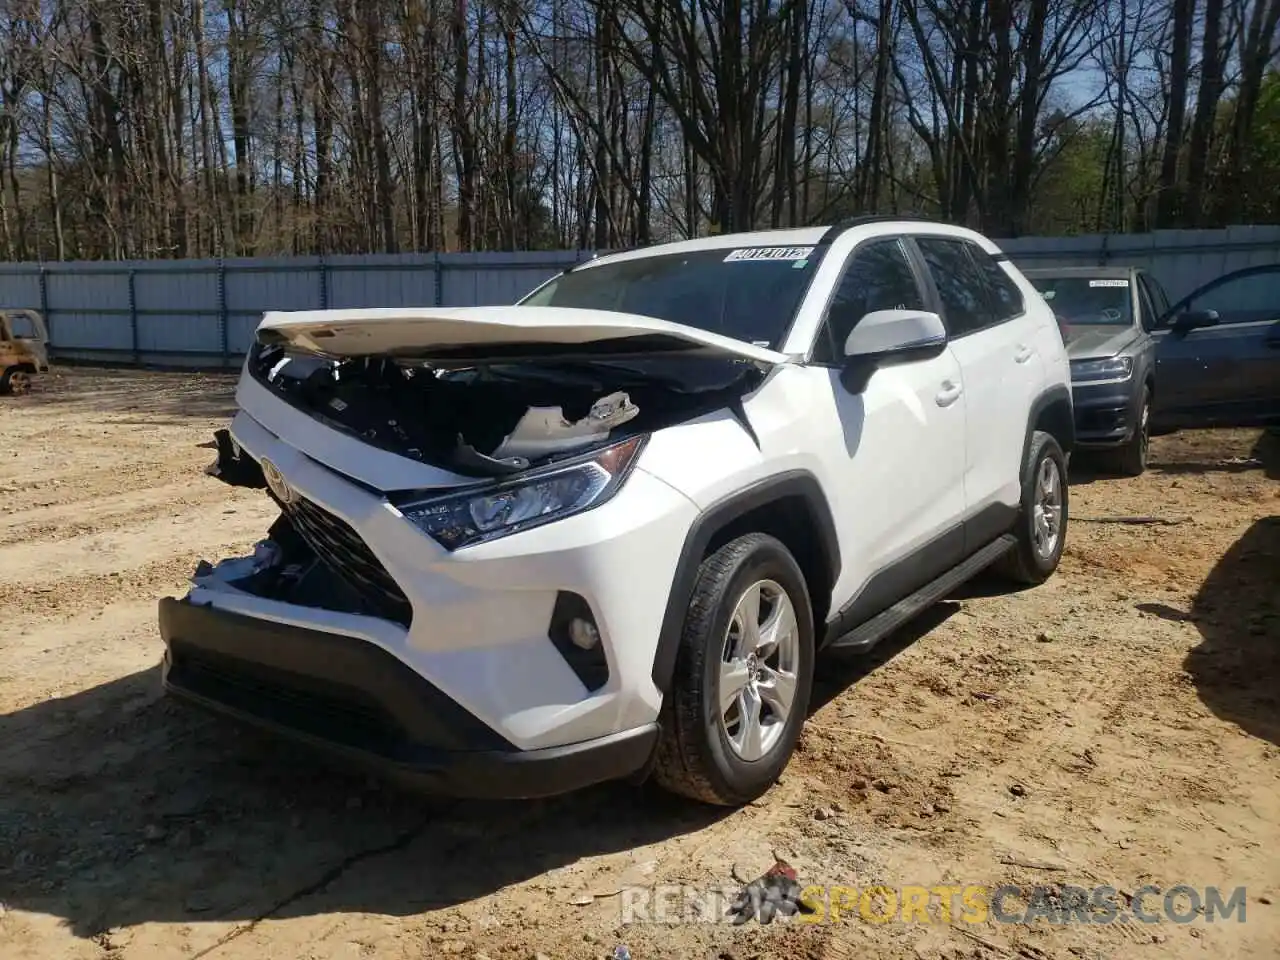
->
<box><xmin>997</xmin><ymin>430</ymin><xmax>1068</xmax><ymax>585</ymax></box>
<box><xmin>651</xmin><ymin>533</ymin><xmax>815</xmax><ymax>806</ymax></box>
<box><xmin>1113</xmin><ymin>385</ymin><xmax>1150</xmax><ymax>477</ymax></box>
<box><xmin>0</xmin><ymin>367</ymin><xmax>31</xmax><ymax>396</ymax></box>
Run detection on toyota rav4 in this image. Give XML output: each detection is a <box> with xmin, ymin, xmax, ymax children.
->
<box><xmin>159</xmin><ymin>217</ymin><xmax>1075</xmax><ymax>807</ymax></box>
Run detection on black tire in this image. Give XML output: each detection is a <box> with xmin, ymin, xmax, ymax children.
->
<box><xmin>0</xmin><ymin>367</ymin><xmax>31</xmax><ymax>396</ymax></box>
<box><xmin>1113</xmin><ymin>384</ymin><xmax>1151</xmax><ymax>477</ymax></box>
<box><xmin>997</xmin><ymin>430</ymin><xmax>1069</xmax><ymax>586</ymax></box>
<box><xmin>650</xmin><ymin>533</ymin><xmax>815</xmax><ymax>806</ymax></box>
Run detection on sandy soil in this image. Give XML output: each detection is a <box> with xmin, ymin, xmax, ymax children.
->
<box><xmin>1</xmin><ymin>367</ymin><xmax>1277</xmax><ymax>960</ymax></box>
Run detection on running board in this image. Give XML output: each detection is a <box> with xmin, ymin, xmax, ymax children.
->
<box><xmin>825</xmin><ymin>534</ymin><xmax>1017</xmax><ymax>654</ymax></box>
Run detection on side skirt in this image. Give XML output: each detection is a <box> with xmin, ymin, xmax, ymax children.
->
<box><xmin>823</xmin><ymin>534</ymin><xmax>1016</xmax><ymax>655</ymax></box>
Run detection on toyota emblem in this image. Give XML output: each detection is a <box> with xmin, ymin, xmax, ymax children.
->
<box><xmin>260</xmin><ymin>458</ymin><xmax>296</xmax><ymax>505</ymax></box>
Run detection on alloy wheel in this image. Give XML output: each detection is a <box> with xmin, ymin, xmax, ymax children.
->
<box><xmin>717</xmin><ymin>579</ymin><xmax>801</xmax><ymax>762</ymax></box>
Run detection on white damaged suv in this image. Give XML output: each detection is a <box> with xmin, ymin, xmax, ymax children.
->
<box><xmin>160</xmin><ymin>217</ymin><xmax>1074</xmax><ymax>806</ymax></box>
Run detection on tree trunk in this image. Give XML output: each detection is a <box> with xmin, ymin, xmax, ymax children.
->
<box><xmin>1183</xmin><ymin>0</ymin><xmax>1225</xmax><ymax>226</ymax></box>
<box><xmin>1156</xmin><ymin>0</ymin><xmax>1195</xmax><ymax>227</ymax></box>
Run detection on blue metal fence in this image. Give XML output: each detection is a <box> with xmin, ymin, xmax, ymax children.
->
<box><xmin>0</xmin><ymin>226</ymin><xmax>1277</xmax><ymax>368</ymax></box>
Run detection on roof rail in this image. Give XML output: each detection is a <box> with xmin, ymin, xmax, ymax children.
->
<box><xmin>818</xmin><ymin>212</ymin><xmax>947</xmax><ymax>243</ymax></box>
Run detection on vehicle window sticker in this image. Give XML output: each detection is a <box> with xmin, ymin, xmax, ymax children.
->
<box><xmin>1089</xmin><ymin>279</ymin><xmax>1129</xmax><ymax>288</ymax></box>
<box><xmin>723</xmin><ymin>246</ymin><xmax>815</xmax><ymax>263</ymax></box>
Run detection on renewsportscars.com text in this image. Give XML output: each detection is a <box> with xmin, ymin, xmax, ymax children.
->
<box><xmin>618</xmin><ymin>883</ymin><xmax>1249</xmax><ymax>926</ymax></box>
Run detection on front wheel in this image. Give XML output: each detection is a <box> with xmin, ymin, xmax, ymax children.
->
<box><xmin>997</xmin><ymin>430</ymin><xmax>1069</xmax><ymax>586</ymax></box>
<box><xmin>650</xmin><ymin>533</ymin><xmax>815</xmax><ymax>806</ymax></box>
<box><xmin>1113</xmin><ymin>385</ymin><xmax>1151</xmax><ymax>477</ymax></box>
<box><xmin>0</xmin><ymin>368</ymin><xmax>31</xmax><ymax>396</ymax></box>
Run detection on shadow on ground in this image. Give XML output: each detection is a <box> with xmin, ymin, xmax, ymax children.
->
<box><xmin>14</xmin><ymin>366</ymin><xmax>238</xmax><ymax>423</ymax></box>
<box><xmin>1147</xmin><ymin>425</ymin><xmax>1280</xmax><ymax>479</ymax></box>
<box><xmin>1256</xmin><ymin>428</ymin><xmax>1280</xmax><ymax>482</ymax></box>
<box><xmin>0</xmin><ymin>667</ymin><xmax>726</xmax><ymax>939</ymax></box>
<box><xmin>0</xmin><ymin>604</ymin><xmax>970</xmax><ymax>939</ymax></box>
<box><xmin>1063</xmin><ymin>452</ymin><xmax>1118</xmax><ymax>486</ymax></box>
<box><xmin>1068</xmin><ymin>427</ymin><xmax>1280</xmax><ymax>484</ymax></box>
<box><xmin>1182</xmin><ymin>514</ymin><xmax>1280</xmax><ymax>748</ymax></box>
<box><xmin>812</xmin><ymin>602</ymin><xmax>960</xmax><ymax>713</ymax></box>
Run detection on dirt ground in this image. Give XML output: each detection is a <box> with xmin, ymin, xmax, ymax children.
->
<box><xmin>1</xmin><ymin>366</ymin><xmax>1277</xmax><ymax>960</ymax></box>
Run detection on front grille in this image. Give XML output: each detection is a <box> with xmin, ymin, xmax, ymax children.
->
<box><xmin>280</xmin><ymin>495</ymin><xmax>413</xmax><ymax>626</ymax></box>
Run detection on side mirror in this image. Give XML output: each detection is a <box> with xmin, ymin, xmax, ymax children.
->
<box><xmin>839</xmin><ymin>309</ymin><xmax>947</xmax><ymax>393</ymax></box>
<box><xmin>1168</xmin><ymin>309</ymin><xmax>1219</xmax><ymax>333</ymax></box>
<box><xmin>843</xmin><ymin>309</ymin><xmax>947</xmax><ymax>361</ymax></box>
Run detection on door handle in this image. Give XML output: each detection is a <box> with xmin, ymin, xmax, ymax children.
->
<box><xmin>1014</xmin><ymin>345</ymin><xmax>1033</xmax><ymax>363</ymax></box>
<box><xmin>935</xmin><ymin>381</ymin><xmax>962</xmax><ymax>407</ymax></box>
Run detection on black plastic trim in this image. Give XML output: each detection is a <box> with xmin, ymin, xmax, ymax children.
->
<box><xmin>1025</xmin><ymin>382</ymin><xmax>1076</xmax><ymax>460</ymax></box>
<box><xmin>822</xmin><ymin>522</ymin><xmax>965</xmax><ymax>646</ymax></box>
<box><xmin>547</xmin><ymin>592</ymin><xmax>610</xmax><ymax>692</ymax></box>
<box><xmin>160</xmin><ymin>596</ymin><xmax>511</xmax><ymax>751</ymax></box>
<box><xmin>823</xmin><ymin>501</ymin><xmax>1019</xmax><ymax>649</ymax></box>
<box><xmin>651</xmin><ymin>471</ymin><xmax>840</xmax><ymax>695</ymax></box>
<box><xmin>826</xmin><ymin>534</ymin><xmax>1016</xmax><ymax>654</ymax></box>
<box><xmin>818</xmin><ymin>214</ymin><xmax>943</xmax><ymax>244</ymax></box>
<box><xmin>963</xmin><ymin>501</ymin><xmax>1020</xmax><ymax>556</ymax></box>
<box><xmin>159</xmin><ymin>597</ymin><xmax>658</xmax><ymax>798</ymax></box>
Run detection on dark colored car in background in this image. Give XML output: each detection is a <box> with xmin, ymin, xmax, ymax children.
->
<box><xmin>1022</xmin><ymin>264</ymin><xmax>1280</xmax><ymax>476</ymax></box>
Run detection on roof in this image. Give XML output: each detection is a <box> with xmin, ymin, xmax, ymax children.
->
<box><xmin>579</xmin><ymin>227</ymin><xmax>830</xmax><ymax>270</ymax></box>
<box><xmin>578</xmin><ymin>216</ymin><xmax>988</xmax><ymax>271</ymax></box>
<box><xmin>1019</xmin><ymin>265</ymin><xmax>1137</xmax><ymax>279</ymax></box>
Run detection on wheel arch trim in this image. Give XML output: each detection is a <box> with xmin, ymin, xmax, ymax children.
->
<box><xmin>1025</xmin><ymin>383</ymin><xmax>1075</xmax><ymax>464</ymax></box>
<box><xmin>650</xmin><ymin>470</ymin><xmax>840</xmax><ymax>696</ymax></box>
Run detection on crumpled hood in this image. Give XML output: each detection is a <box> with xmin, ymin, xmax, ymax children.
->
<box><xmin>255</xmin><ymin>304</ymin><xmax>790</xmax><ymax>366</ymax></box>
<box><xmin>1062</xmin><ymin>324</ymin><xmax>1140</xmax><ymax>361</ymax></box>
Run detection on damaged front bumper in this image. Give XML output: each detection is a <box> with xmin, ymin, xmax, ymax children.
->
<box><xmin>159</xmin><ymin>596</ymin><xmax>659</xmax><ymax>798</ymax></box>
<box><xmin>165</xmin><ymin>393</ymin><xmax>702</xmax><ymax>792</ymax></box>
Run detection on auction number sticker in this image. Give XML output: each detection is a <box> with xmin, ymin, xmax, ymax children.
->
<box><xmin>724</xmin><ymin>246</ymin><xmax>815</xmax><ymax>262</ymax></box>
<box><xmin>1088</xmin><ymin>279</ymin><xmax>1129</xmax><ymax>287</ymax></box>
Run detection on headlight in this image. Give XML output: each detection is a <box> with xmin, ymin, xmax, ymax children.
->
<box><xmin>396</xmin><ymin>436</ymin><xmax>645</xmax><ymax>550</ymax></box>
<box><xmin>1070</xmin><ymin>355</ymin><xmax>1133</xmax><ymax>382</ymax></box>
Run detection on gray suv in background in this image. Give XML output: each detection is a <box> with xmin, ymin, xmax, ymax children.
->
<box><xmin>1023</xmin><ymin>264</ymin><xmax>1280</xmax><ymax>477</ymax></box>
<box><xmin>1023</xmin><ymin>266</ymin><xmax>1158</xmax><ymax>475</ymax></box>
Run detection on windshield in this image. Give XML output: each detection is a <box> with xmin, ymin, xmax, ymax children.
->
<box><xmin>519</xmin><ymin>245</ymin><xmax>828</xmax><ymax>350</ymax></box>
<box><xmin>1029</xmin><ymin>276</ymin><xmax>1133</xmax><ymax>326</ymax></box>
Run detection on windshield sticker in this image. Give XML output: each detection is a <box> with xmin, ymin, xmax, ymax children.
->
<box><xmin>1089</xmin><ymin>279</ymin><xmax>1129</xmax><ymax>287</ymax></box>
<box><xmin>1041</xmin><ymin>290</ymin><xmax>1056</xmax><ymax>300</ymax></box>
<box><xmin>724</xmin><ymin>246</ymin><xmax>815</xmax><ymax>262</ymax></box>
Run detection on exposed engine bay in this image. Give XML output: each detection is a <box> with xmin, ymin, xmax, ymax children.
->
<box><xmin>198</xmin><ymin>342</ymin><xmax>769</xmax><ymax>625</ymax></box>
<box><xmin>241</xmin><ymin>341</ymin><xmax>765</xmax><ymax>478</ymax></box>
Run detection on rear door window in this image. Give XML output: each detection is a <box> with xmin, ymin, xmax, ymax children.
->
<box><xmin>914</xmin><ymin>237</ymin><xmax>998</xmax><ymax>337</ymax></box>
<box><xmin>968</xmin><ymin>247</ymin><xmax>1026</xmax><ymax>321</ymax></box>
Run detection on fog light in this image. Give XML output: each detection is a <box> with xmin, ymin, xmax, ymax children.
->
<box><xmin>569</xmin><ymin>617</ymin><xmax>600</xmax><ymax>651</ymax></box>
<box><xmin>548</xmin><ymin>592</ymin><xmax>609</xmax><ymax>692</ymax></box>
